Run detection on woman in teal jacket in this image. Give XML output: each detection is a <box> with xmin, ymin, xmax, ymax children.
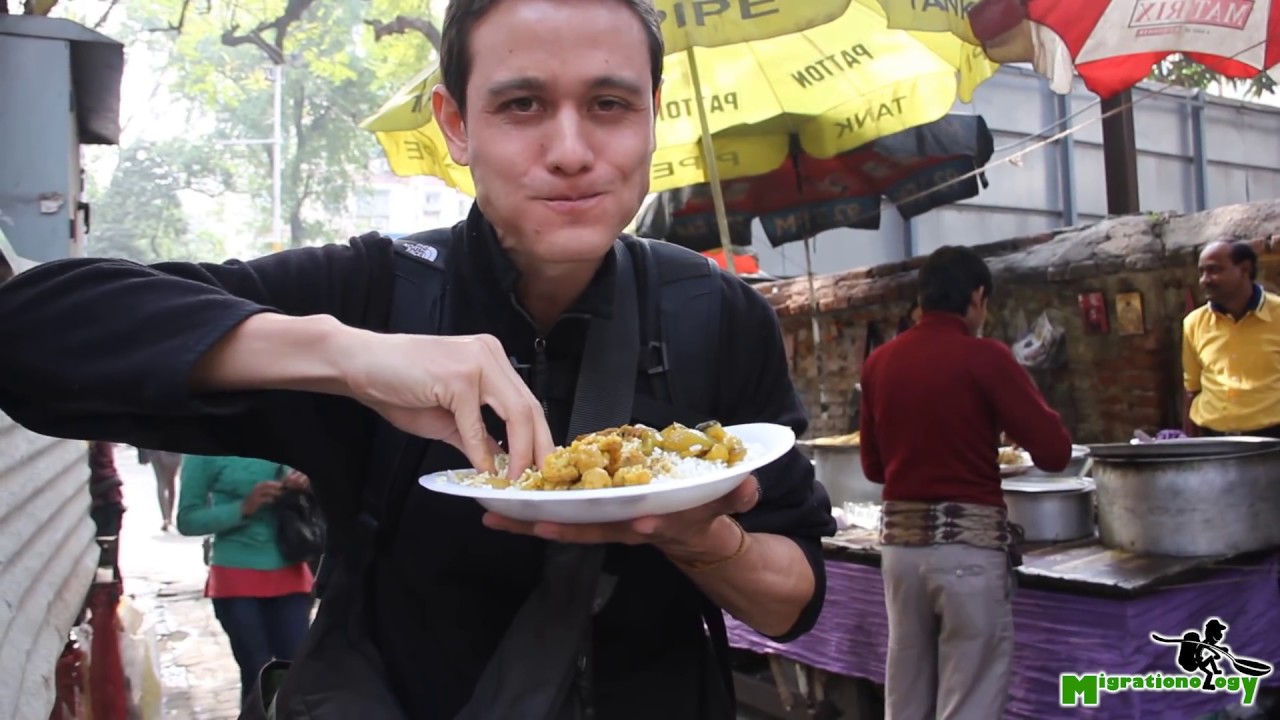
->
<box><xmin>176</xmin><ymin>454</ymin><xmax>314</xmax><ymax>707</ymax></box>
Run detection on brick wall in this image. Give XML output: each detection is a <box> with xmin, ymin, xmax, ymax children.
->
<box><xmin>756</xmin><ymin>201</ymin><xmax>1280</xmax><ymax>443</ymax></box>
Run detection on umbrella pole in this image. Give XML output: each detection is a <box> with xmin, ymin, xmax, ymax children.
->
<box><xmin>804</xmin><ymin>237</ymin><xmax>829</xmax><ymax>420</ymax></box>
<box><xmin>685</xmin><ymin>46</ymin><xmax>738</xmax><ymax>277</ymax></box>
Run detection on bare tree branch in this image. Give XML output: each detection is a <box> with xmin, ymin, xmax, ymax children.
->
<box><xmin>364</xmin><ymin>15</ymin><xmax>441</xmax><ymax>49</ymax></box>
<box><xmin>145</xmin><ymin>0</ymin><xmax>192</xmax><ymax>34</ymax></box>
<box><xmin>92</xmin><ymin>0</ymin><xmax>121</xmax><ymax>30</ymax></box>
<box><xmin>220</xmin><ymin>0</ymin><xmax>317</xmax><ymax>61</ymax></box>
<box><xmin>221</xmin><ymin>28</ymin><xmax>285</xmax><ymax>63</ymax></box>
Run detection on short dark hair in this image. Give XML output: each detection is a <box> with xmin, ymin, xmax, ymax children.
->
<box><xmin>440</xmin><ymin>0</ymin><xmax>665</xmax><ymax>115</ymax></box>
<box><xmin>918</xmin><ymin>246</ymin><xmax>993</xmax><ymax>316</ymax></box>
<box><xmin>1229</xmin><ymin>240</ymin><xmax>1259</xmax><ymax>281</ymax></box>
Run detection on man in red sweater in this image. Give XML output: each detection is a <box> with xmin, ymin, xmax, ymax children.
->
<box><xmin>859</xmin><ymin>246</ymin><xmax>1071</xmax><ymax>720</ymax></box>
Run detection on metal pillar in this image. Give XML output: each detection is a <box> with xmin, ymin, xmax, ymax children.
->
<box><xmin>1190</xmin><ymin>90</ymin><xmax>1210</xmax><ymax>212</ymax></box>
<box><xmin>1055</xmin><ymin>92</ymin><xmax>1079</xmax><ymax>226</ymax></box>
<box><xmin>1101</xmin><ymin>89</ymin><xmax>1141</xmax><ymax>215</ymax></box>
<box><xmin>271</xmin><ymin>63</ymin><xmax>284</xmax><ymax>250</ymax></box>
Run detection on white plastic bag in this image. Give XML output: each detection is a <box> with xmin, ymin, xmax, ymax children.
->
<box><xmin>1011</xmin><ymin>311</ymin><xmax>1065</xmax><ymax>368</ymax></box>
<box><xmin>117</xmin><ymin>597</ymin><xmax>163</xmax><ymax>720</ymax></box>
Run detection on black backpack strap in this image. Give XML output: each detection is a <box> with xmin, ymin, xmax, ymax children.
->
<box><xmin>364</xmin><ymin>227</ymin><xmax>457</xmax><ymax>547</ymax></box>
<box><xmin>630</xmin><ymin>238</ymin><xmax>737</xmax><ymax>713</ymax></box>
<box><xmin>454</xmin><ymin>239</ymin><xmax>642</xmax><ymax>720</ymax></box>
<box><xmin>631</xmin><ymin>237</ymin><xmax>722</xmax><ymax>427</ymax></box>
<box><xmin>314</xmin><ymin>226</ymin><xmax>455</xmax><ymax>597</ymax></box>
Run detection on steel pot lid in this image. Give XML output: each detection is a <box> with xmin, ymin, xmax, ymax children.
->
<box><xmin>1088</xmin><ymin>436</ymin><xmax>1280</xmax><ymax>461</ymax></box>
<box><xmin>1002</xmin><ymin>477</ymin><xmax>1095</xmax><ymax>493</ymax></box>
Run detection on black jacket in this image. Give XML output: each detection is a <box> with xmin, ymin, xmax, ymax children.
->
<box><xmin>0</xmin><ymin>207</ymin><xmax>835</xmax><ymax>719</ymax></box>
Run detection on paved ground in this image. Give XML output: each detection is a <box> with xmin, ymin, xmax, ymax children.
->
<box><xmin>116</xmin><ymin>450</ymin><xmax>243</xmax><ymax>719</ymax></box>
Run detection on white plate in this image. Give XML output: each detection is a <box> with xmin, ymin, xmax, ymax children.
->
<box><xmin>418</xmin><ymin>422</ymin><xmax>796</xmax><ymax>524</ymax></box>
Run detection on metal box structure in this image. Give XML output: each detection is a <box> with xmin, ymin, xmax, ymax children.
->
<box><xmin>0</xmin><ymin>15</ymin><xmax>123</xmax><ymax>719</ymax></box>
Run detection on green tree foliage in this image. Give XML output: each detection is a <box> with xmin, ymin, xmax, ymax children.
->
<box><xmin>1150</xmin><ymin>56</ymin><xmax>1276</xmax><ymax>98</ymax></box>
<box><xmin>76</xmin><ymin>0</ymin><xmax>445</xmax><ymax>258</ymax></box>
<box><xmin>90</xmin><ymin>140</ymin><xmax>226</xmax><ymax>261</ymax></box>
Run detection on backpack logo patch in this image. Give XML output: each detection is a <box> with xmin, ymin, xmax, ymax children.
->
<box><xmin>402</xmin><ymin>242</ymin><xmax>439</xmax><ymax>263</ymax></box>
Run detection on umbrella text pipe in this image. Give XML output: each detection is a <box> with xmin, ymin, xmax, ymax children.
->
<box><xmin>685</xmin><ymin>46</ymin><xmax>739</xmax><ymax>277</ymax></box>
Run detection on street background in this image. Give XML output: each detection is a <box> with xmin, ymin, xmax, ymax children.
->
<box><xmin>116</xmin><ymin>449</ymin><xmax>242</xmax><ymax>719</ymax></box>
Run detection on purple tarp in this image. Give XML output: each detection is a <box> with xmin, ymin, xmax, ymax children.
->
<box><xmin>727</xmin><ymin>556</ymin><xmax>1280</xmax><ymax>719</ymax></box>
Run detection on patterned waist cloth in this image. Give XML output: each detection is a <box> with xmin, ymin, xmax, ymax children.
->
<box><xmin>879</xmin><ymin>500</ymin><xmax>1025</xmax><ymax>560</ymax></box>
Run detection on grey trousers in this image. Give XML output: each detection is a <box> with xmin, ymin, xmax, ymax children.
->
<box><xmin>880</xmin><ymin>543</ymin><xmax>1014</xmax><ymax>720</ymax></box>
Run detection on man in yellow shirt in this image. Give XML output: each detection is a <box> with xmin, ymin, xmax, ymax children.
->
<box><xmin>1182</xmin><ymin>241</ymin><xmax>1280</xmax><ymax>438</ymax></box>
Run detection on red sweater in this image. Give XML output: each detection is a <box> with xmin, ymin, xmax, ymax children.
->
<box><xmin>859</xmin><ymin>312</ymin><xmax>1072</xmax><ymax>508</ymax></box>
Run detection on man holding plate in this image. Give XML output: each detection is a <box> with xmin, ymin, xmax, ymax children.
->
<box><xmin>0</xmin><ymin>1</ymin><xmax>835</xmax><ymax>719</ymax></box>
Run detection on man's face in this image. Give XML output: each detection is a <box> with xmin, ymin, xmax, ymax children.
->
<box><xmin>1198</xmin><ymin>243</ymin><xmax>1250</xmax><ymax>303</ymax></box>
<box><xmin>433</xmin><ymin>0</ymin><xmax>657</xmax><ymax>267</ymax></box>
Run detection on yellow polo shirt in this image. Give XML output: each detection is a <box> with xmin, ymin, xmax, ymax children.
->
<box><xmin>1183</xmin><ymin>288</ymin><xmax>1280</xmax><ymax>432</ymax></box>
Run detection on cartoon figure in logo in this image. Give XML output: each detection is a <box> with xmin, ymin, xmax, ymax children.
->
<box><xmin>1175</xmin><ymin>628</ymin><xmax>1223</xmax><ymax>688</ymax></box>
<box><xmin>1153</xmin><ymin>618</ymin><xmax>1274</xmax><ymax>688</ymax></box>
<box><xmin>1204</xmin><ymin>619</ymin><xmax>1228</xmax><ymax>647</ymax></box>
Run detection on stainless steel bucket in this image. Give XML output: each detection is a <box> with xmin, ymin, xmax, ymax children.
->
<box><xmin>1002</xmin><ymin>476</ymin><xmax>1095</xmax><ymax>543</ymax></box>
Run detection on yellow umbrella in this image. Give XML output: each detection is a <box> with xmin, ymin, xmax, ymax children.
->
<box><xmin>867</xmin><ymin>0</ymin><xmax>979</xmax><ymax>44</ymax></box>
<box><xmin>366</xmin><ymin>66</ymin><xmax>477</xmax><ymax>195</ymax></box>
<box><xmin>364</xmin><ymin>2</ymin><xmax>996</xmax><ymax>194</ymax></box>
<box><xmin>862</xmin><ymin>1</ymin><xmax>1025</xmax><ymax>79</ymax></box>
<box><xmin>649</xmin><ymin>5</ymin><xmax>997</xmax><ymax>192</ymax></box>
<box><xmin>364</xmin><ymin>1</ymin><xmax>862</xmax><ymax>199</ymax></box>
<box><xmin>655</xmin><ymin>0</ymin><xmax>855</xmax><ymax>53</ymax></box>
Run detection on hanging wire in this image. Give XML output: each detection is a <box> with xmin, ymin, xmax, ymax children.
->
<box><xmin>990</xmin><ymin>94</ymin><xmax>1103</xmax><ymax>155</ymax></box>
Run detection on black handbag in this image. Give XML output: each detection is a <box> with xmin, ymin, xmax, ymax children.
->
<box><xmin>274</xmin><ymin>484</ymin><xmax>326</xmax><ymax>565</ymax></box>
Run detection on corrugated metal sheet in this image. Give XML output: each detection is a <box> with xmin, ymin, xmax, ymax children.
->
<box><xmin>0</xmin><ymin>411</ymin><xmax>98</xmax><ymax>720</ymax></box>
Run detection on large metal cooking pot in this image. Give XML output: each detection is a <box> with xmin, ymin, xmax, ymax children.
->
<box><xmin>1090</xmin><ymin>440</ymin><xmax>1280</xmax><ymax>557</ymax></box>
<box><xmin>810</xmin><ymin>445</ymin><xmax>881</xmax><ymax>506</ymax></box>
<box><xmin>1002</xmin><ymin>477</ymin><xmax>1096</xmax><ymax>542</ymax></box>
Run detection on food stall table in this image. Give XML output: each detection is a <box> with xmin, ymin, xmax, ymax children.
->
<box><xmin>727</xmin><ymin>531</ymin><xmax>1280</xmax><ymax>719</ymax></box>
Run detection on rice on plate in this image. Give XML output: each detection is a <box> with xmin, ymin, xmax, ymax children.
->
<box><xmin>452</xmin><ymin>421</ymin><xmax>760</xmax><ymax>492</ymax></box>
